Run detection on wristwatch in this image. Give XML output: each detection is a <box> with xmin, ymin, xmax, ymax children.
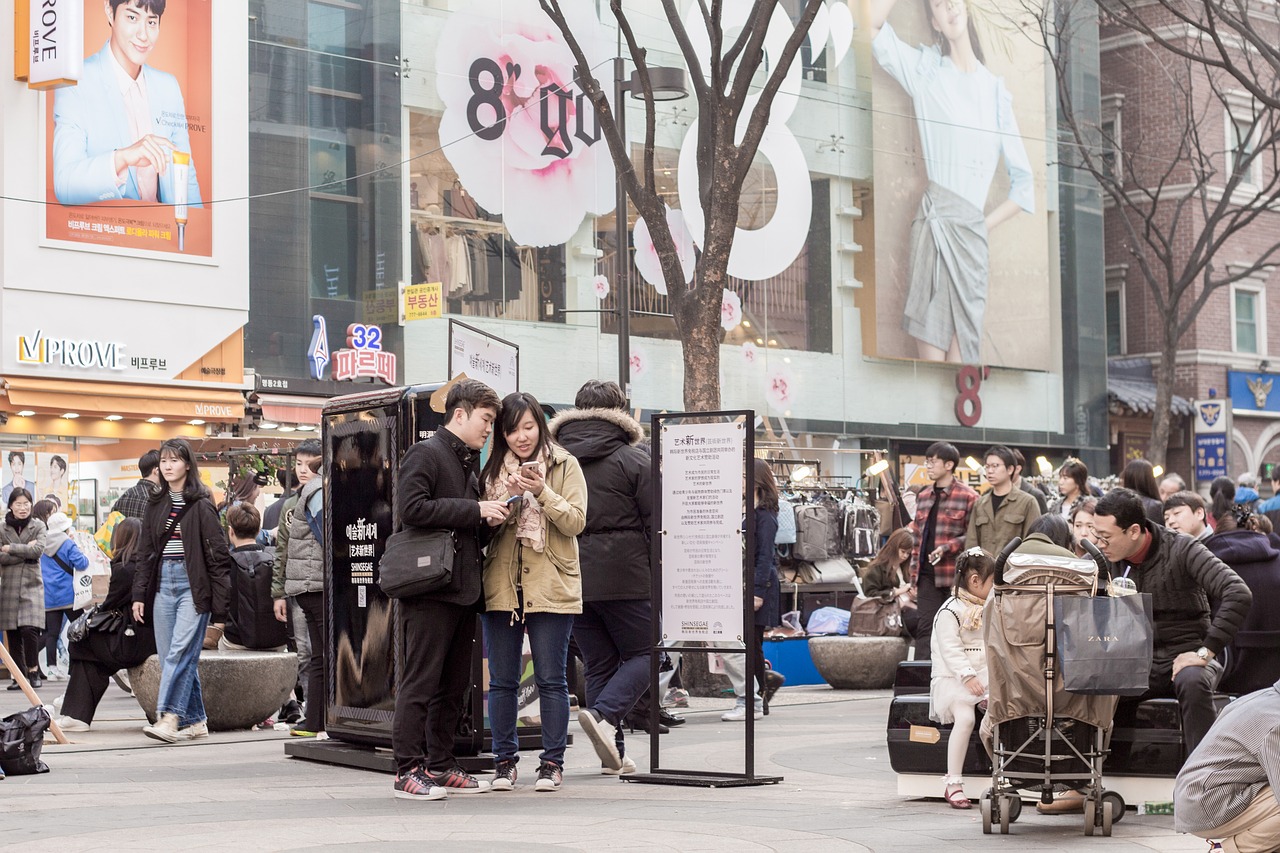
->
<box><xmin>1195</xmin><ymin>646</ymin><xmax>1214</xmax><ymax>662</ymax></box>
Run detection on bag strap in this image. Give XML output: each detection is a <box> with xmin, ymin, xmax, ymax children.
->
<box><xmin>154</xmin><ymin>502</ymin><xmax>195</xmax><ymax>562</ymax></box>
<box><xmin>51</xmin><ymin>552</ymin><xmax>76</xmax><ymax>576</ymax></box>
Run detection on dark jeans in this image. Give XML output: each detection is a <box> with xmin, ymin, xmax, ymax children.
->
<box><xmin>6</xmin><ymin>627</ymin><xmax>40</xmax><ymax>677</ymax></box>
<box><xmin>43</xmin><ymin>609</ymin><xmax>78</xmax><ymax>671</ymax></box>
<box><xmin>293</xmin><ymin>592</ymin><xmax>326</xmax><ymax>732</ymax></box>
<box><xmin>573</xmin><ymin>599</ymin><xmax>653</xmax><ymax>727</ymax></box>
<box><xmin>913</xmin><ymin>562</ymin><xmax>946</xmax><ymax>660</ymax></box>
<box><xmin>1116</xmin><ymin>655</ymin><xmax>1224</xmax><ymax>759</ymax></box>
<box><xmin>482</xmin><ymin>609</ymin><xmax>574</xmax><ymax>766</ymax></box>
<box><xmin>392</xmin><ymin>597</ymin><xmax>476</xmax><ymax>775</ymax></box>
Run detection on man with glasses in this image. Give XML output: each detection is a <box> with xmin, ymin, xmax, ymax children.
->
<box><xmin>907</xmin><ymin>442</ymin><xmax>978</xmax><ymax>659</ymax></box>
<box><xmin>965</xmin><ymin>445</ymin><xmax>1041</xmax><ymax>557</ymax></box>
<box><xmin>1094</xmin><ymin>488</ymin><xmax>1252</xmax><ymax>758</ymax></box>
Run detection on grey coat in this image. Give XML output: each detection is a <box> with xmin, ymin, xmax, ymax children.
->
<box><xmin>282</xmin><ymin>477</ymin><xmax>325</xmax><ymax>597</ymax></box>
<box><xmin>0</xmin><ymin>518</ymin><xmax>48</xmax><ymax>630</ymax></box>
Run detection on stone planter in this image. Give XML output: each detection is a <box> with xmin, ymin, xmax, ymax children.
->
<box><xmin>808</xmin><ymin>636</ymin><xmax>909</xmax><ymax>689</ymax></box>
<box><xmin>130</xmin><ymin>650</ymin><xmax>298</xmax><ymax>731</ymax></box>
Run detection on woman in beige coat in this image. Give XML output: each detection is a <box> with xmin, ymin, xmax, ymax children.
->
<box><xmin>480</xmin><ymin>391</ymin><xmax>587</xmax><ymax>793</ymax></box>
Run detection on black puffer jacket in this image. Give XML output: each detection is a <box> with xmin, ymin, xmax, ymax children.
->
<box><xmin>549</xmin><ymin>407</ymin><xmax>652</xmax><ymax>602</ymax></box>
<box><xmin>1203</xmin><ymin>529</ymin><xmax>1280</xmax><ymax>694</ymax></box>
<box><xmin>1117</xmin><ymin>523</ymin><xmax>1252</xmax><ymax>660</ymax></box>
<box><xmin>131</xmin><ymin>491</ymin><xmax>232</xmax><ymax>619</ymax></box>
<box><xmin>395</xmin><ymin>428</ymin><xmax>491</xmax><ymax>609</ymax></box>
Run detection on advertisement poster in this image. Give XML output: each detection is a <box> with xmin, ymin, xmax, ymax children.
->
<box><xmin>659</xmin><ymin>421</ymin><xmax>746</xmax><ymax>645</ymax></box>
<box><xmin>45</xmin><ymin>0</ymin><xmax>214</xmax><ymax>258</ymax></box>
<box><xmin>448</xmin><ymin>320</ymin><xmax>519</xmax><ymax>399</ymax></box>
<box><xmin>867</xmin><ymin>0</ymin><xmax>1052</xmax><ymax>369</ymax></box>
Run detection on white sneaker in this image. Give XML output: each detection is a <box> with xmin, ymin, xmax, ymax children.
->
<box><xmin>578</xmin><ymin>709</ymin><xmax>623</xmax><ymax>772</ymax></box>
<box><xmin>721</xmin><ymin>703</ymin><xmax>763</xmax><ymax>722</ymax></box>
<box><xmin>176</xmin><ymin>722</ymin><xmax>209</xmax><ymax>741</ymax></box>
<box><xmin>53</xmin><ymin>693</ymin><xmax>64</xmax><ymax>710</ymax></box>
<box><xmin>601</xmin><ymin>755</ymin><xmax>637</xmax><ymax>776</ymax></box>
<box><xmin>55</xmin><ymin>715</ymin><xmax>89</xmax><ymax>732</ymax></box>
<box><xmin>143</xmin><ymin>713</ymin><xmax>181</xmax><ymax>743</ymax></box>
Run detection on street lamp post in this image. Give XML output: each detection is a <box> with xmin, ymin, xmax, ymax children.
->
<box><xmin>611</xmin><ymin>59</ymin><xmax>689</xmax><ymax>401</ymax></box>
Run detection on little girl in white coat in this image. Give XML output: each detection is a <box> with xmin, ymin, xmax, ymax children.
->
<box><xmin>930</xmin><ymin>547</ymin><xmax>996</xmax><ymax>809</ymax></box>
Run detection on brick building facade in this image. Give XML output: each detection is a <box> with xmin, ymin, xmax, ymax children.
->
<box><xmin>1100</xmin><ymin>10</ymin><xmax>1280</xmax><ymax>485</ymax></box>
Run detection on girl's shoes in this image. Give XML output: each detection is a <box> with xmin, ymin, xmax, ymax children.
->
<box><xmin>944</xmin><ymin>782</ymin><xmax>971</xmax><ymax>810</ymax></box>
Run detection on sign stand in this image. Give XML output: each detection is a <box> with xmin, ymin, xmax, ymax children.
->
<box><xmin>621</xmin><ymin>410</ymin><xmax>782</xmax><ymax>788</ymax></box>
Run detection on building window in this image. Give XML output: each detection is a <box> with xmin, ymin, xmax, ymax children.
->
<box><xmin>1226</xmin><ymin>102</ymin><xmax>1261</xmax><ymax>188</ymax></box>
<box><xmin>1234</xmin><ymin>286</ymin><xmax>1263</xmax><ymax>354</ymax></box>
<box><xmin>1100</xmin><ymin>93</ymin><xmax>1125</xmax><ymax>187</ymax></box>
<box><xmin>1105</xmin><ymin>264</ymin><xmax>1127</xmax><ymax>356</ymax></box>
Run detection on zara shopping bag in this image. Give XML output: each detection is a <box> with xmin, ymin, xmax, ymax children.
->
<box><xmin>1054</xmin><ymin>592</ymin><xmax>1154</xmax><ymax>696</ymax></box>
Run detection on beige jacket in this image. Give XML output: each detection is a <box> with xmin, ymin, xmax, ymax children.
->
<box><xmin>483</xmin><ymin>444</ymin><xmax>588</xmax><ymax>616</ymax></box>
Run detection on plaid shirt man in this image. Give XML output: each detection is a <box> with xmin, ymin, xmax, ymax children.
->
<box><xmin>909</xmin><ymin>479</ymin><xmax>979</xmax><ymax>588</ymax></box>
<box><xmin>111</xmin><ymin>478</ymin><xmax>159</xmax><ymax>519</ymax></box>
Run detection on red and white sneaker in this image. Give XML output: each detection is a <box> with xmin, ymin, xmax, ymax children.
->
<box><xmin>427</xmin><ymin>764</ymin><xmax>491</xmax><ymax>794</ymax></box>
<box><xmin>393</xmin><ymin>767</ymin><xmax>446</xmax><ymax>800</ymax></box>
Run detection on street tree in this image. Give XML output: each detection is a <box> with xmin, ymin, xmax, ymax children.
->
<box><xmin>536</xmin><ymin>0</ymin><xmax>825</xmax><ymax>412</ymax></box>
<box><xmin>1041</xmin><ymin>0</ymin><xmax>1280</xmax><ymax>465</ymax></box>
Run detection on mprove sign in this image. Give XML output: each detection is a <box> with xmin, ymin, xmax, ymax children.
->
<box><xmin>447</xmin><ymin>320</ymin><xmax>518</xmax><ymax>399</ymax></box>
<box><xmin>16</xmin><ymin>329</ymin><xmax>126</xmax><ymax>370</ymax></box>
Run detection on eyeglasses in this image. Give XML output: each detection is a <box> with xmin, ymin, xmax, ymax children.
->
<box><xmin>1093</xmin><ymin>525</ymin><xmax>1135</xmax><ymax>546</ymax></box>
<box><xmin>983</xmin><ymin>463</ymin><xmax>1005</xmax><ymax>470</ymax></box>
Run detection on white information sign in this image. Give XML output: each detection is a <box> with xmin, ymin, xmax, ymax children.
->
<box><xmin>448</xmin><ymin>321</ymin><xmax>519</xmax><ymax>398</ymax></box>
<box><xmin>660</xmin><ymin>420</ymin><xmax>746</xmax><ymax>644</ymax></box>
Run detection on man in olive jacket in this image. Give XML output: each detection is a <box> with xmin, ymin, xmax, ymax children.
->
<box><xmin>966</xmin><ymin>445</ymin><xmax>1041</xmax><ymax>557</ymax></box>
<box><xmin>390</xmin><ymin>379</ymin><xmax>510</xmax><ymax>800</ymax></box>
<box><xmin>1095</xmin><ymin>488</ymin><xmax>1253</xmax><ymax>758</ymax></box>
<box><xmin>550</xmin><ymin>380</ymin><xmax>654</xmax><ymax>772</ymax></box>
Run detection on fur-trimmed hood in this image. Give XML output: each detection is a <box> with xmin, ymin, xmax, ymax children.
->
<box><xmin>548</xmin><ymin>407</ymin><xmax>645</xmax><ymax>464</ymax></box>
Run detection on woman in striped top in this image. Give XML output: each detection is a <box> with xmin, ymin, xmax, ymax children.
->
<box><xmin>130</xmin><ymin>439</ymin><xmax>231</xmax><ymax>744</ymax></box>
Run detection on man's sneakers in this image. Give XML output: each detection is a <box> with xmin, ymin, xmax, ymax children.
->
<box><xmin>142</xmin><ymin>712</ymin><xmax>181</xmax><ymax>743</ymax></box>
<box><xmin>578</xmin><ymin>708</ymin><xmax>623</xmax><ymax>772</ymax></box>
<box><xmin>491</xmin><ymin>759</ymin><xmax>518</xmax><ymax>791</ymax></box>
<box><xmin>601</xmin><ymin>755</ymin><xmax>637</xmax><ymax>776</ymax></box>
<box><xmin>534</xmin><ymin>761</ymin><xmax>563</xmax><ymax>792</ymax></box>
<box><xmin>427</xmin><ymin>764</ymin><xmax>491</xmax><ymax>794</ymax></box>
<box><xmin>661</xmin><ymin>687</ymin><xmax>690</xmax><ymax>708</ymax></box>
<box><xmin>393</xmin><ymin>767</ymin><xmax>447</xmax><ymax>801</ymax></box>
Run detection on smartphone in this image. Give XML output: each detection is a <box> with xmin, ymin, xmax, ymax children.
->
<box><xmin>504</xmin><ymin>495</ymin><xmax>522</xmax><ymax>505</ymax></box>
<box><xmin>520</xmin><ymin>461</ymin><xmax>541</xmax><ymax>469</ymax></box>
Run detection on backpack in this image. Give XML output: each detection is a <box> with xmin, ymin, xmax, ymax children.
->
<box><xmin>792</xmin><ymin>504</ymin><xmax>832</xmax><ymax>562</ymax></box>
<box><xmin>227</xmin><ymin>549</ymin><xmax>288</xmax><ymax>650</ymax></box>
<box><xmin>775</xmin><ymin>497</ymin><xmax>797</xmax><ymax>545</ymax></box>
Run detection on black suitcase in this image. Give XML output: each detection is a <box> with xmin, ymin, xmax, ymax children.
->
<box><xmin>886</xmin><ymin>695</ymin><xmax>992</xmax><ymax>776</ymax></box>
<box><xmin>892</xmin><ymin>661</ymin><xmax>931</xmax><ymax>696</ymax></box>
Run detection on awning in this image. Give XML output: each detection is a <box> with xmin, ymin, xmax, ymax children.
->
<box><xmin>257</xmin><ymin>393</ymin><xmax>325</xmax><ymax>426</ymax></box>
<box><xmin>3</xmin><ymin>377</ymin><xmax>245</xmax><ymax>421</ymax></box>
<box><xmin>1108</xmin><ymin>358</ymin><xmax>1195</xmax><ymax>416</ymax></box>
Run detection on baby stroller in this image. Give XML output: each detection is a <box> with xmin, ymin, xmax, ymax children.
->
<box><xmin>978</xmin><ymin>537</ymin><xmax>1123</xmax><ymax>836</ymax></box>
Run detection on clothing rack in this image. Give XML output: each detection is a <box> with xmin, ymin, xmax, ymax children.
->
<box><xmin>412</xmin><ymin>210</ymin><xmax>506</xmax><ymax>235</ymax></box>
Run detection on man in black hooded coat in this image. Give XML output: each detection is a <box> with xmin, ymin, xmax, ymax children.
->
<box><xmin>549</xmin><ymin>380</ymin><xmax>657</xmax><ymax>772</ymax></box>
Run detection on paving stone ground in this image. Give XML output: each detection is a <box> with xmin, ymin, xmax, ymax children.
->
<box><xmin>0</xmin><ymin>680</ymin><xmax>1200</xmax><ymax>852</ymax></box>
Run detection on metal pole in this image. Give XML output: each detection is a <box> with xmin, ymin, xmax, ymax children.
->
<box><xmin>613</xmin><ymin>57</ymin><xmax>631</xmax><ymax>403</ymax></box>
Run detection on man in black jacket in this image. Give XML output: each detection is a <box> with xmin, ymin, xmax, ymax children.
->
<box><xmin>391</xmin><ymin>379</ymin><xmax>509</xmax><ymax>800</ymax></box>
<box><xmin>550</xmin><ymin>380</ymin><xmax>655</xmax><ymax>773</ymax></box>
<box><xmin>1094</xmin><ymin>488</ymin><xmax>1253</xmax><ymax>757</ymax></box>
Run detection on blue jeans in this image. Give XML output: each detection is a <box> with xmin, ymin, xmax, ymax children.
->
<box><xmin>481</xmin><ymin>609</ymin><xmax>574</xmax><ymax>766</ymax></box>
<box><xmin>152</xmin><ymin>558</ymin><xmax>210</xmax><ymax>727</ymax></box>
<box><xmin>573</xmin><ymin>599</ymin><xmax>652</xmax><ymax>726</ymax></box>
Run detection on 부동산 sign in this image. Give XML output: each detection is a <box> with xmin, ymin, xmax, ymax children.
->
<box><xmin>659</xmin><ymin>420</ymin><xmax>746</xmax><ymax>645</ymax></box>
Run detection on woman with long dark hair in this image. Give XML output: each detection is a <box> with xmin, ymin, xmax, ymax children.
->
<box><xmin>721</xmin><ymin>459</ymin><xmax>785</xmax><ymax>721</ymax></box>
<box><xmin>863</xmin><ymin>527</ymin><xmax>919</xmax><ymax>638</ymax></box>
<box><xmin>1121</xmin><ymin>459</ymin><xmax>1165</xmax><ymax>526</ymax></box>
<box><xmin>480</xmin><ymin>392</ymin><xmax>587</xmax><ymax>792</ymax></box>
<box><xmin>0</xmin><ymin>489</ymin><xmax>47</xmax><ymax>689</ymax></box>
<box><xmin>130</xmin><ymin>438</ymin><xmax>231</xmax><ymax>743</ymax></box>
<box><xmin>56</xmin><ymin>518</ymin><xmax>156</xmax><ymax>731</ymax></box>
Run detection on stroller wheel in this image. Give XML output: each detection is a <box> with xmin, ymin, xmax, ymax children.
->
<box><xmin>1102</xmin><ymin>791</ymin><xmax>1126</xmax><ymax>825</ymax></box>
<box><xmin>1101</xmin><ymin>800</ymin><xmax>1114</xmax><ymax>836</ymax></box>
<box><xmin>1005</xmin><ymin>794</ymin><xmax>1023</xmax><ymax>824</ymax></box>
<box><xmin>999</xmin><ymin>795</ymin><xmax>1013</xmax><ymax>834</ymax></box>
<box><xmin>1084</xmin><ymin>798</ymin><xmax>1096</xmax><ymax>837</ymax></box>
<box><xmin>980</xmin><ymin>792</ymin><xmax>993</xmax><ymax>835</ymax></box>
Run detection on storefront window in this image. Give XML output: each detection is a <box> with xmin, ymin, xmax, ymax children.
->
<box><xmin>408</xmin><ymin>112</ymin><xmax>566</xmax><ymax>323</ymax></box>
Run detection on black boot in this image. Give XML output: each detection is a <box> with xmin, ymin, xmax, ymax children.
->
<box><xmin>761</xmin><ymin>670</ymin><xmax>786</xmax><ymax>715</ymax></box>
